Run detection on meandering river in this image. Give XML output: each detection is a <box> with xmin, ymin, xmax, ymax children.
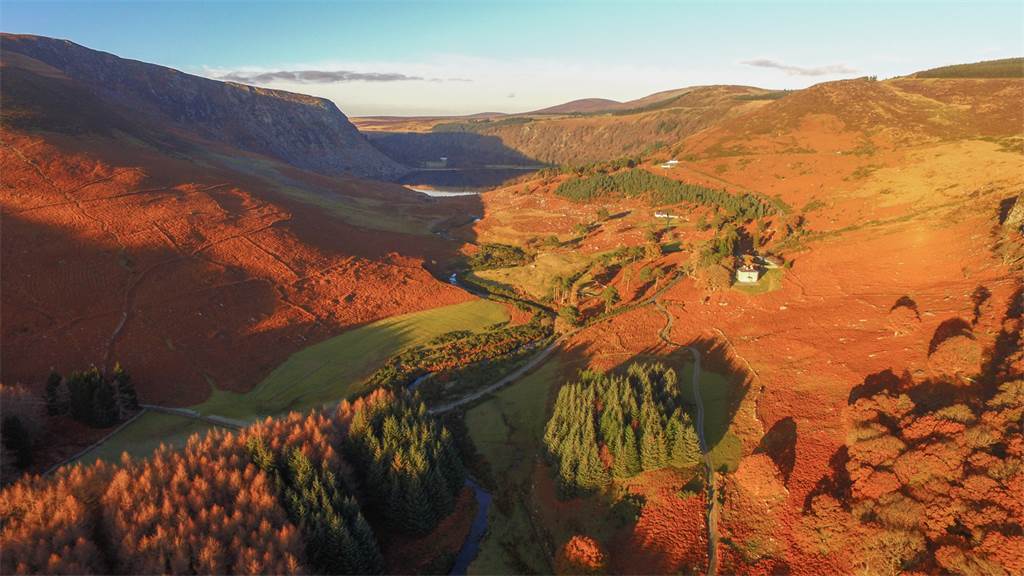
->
<box><xmin>450</xmin><ymin>477</ymin><xmax>493</xmax><ymax>575</ymax></box>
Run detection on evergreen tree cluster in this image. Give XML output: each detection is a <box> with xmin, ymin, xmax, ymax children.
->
<box><xmin>536</xmin><ymin>156</ymin><xmax>641</xmax><ymax>179</ymax></box>
<box><xmin>543</xmin><ymin>362</ymin><xmax>701</xmax><ymax>497</ymax></box>
<box><xmin>554</xmin><ymin>169</ymin><xmax>787</xmax><ymax>219</ymax></box>
<box><xmin>247</xmin><ymin>437</ymin><xmax>382</xmax><ymax>575</ymax></box>
<box><xmin>365</xmin><ymin>319</ymin><xmax>554</xmax><ymax>404</ymax></box>
<box><xmin>913</xmin><ymin>57</ymin><xmax>1023</xmax><ymax>78</ymax></box>
<box><xmin>698</xmin><ymin>226</ymin><xmax>741</xmax><ymax>266</ymax></box>
<box><xmin>345</xmin><ymin>393</ymin><xmax>466</xmax><ymax>535</ymax></box>
<box><xmin>1</xmin><ymin>385</ymin><xmax>44</xmax><ymax>477</ymax></box>
<box><xmin>2</xmin><ymin>387</ymin><xmax>466</xmax><ymax>574</ymax></box>
<box><xmin>46</xmin><ymin>364</ymin><xmax>139</xmax><ymax>427</ymax></box>
<box><xmin>467</xmin><ymin>242</ymin><xmax>531</xmax><ymax>271</ymax></box>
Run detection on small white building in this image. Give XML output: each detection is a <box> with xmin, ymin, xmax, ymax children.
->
<box><xmin>736</xmin><ymin>265</ymin><xmax>761</xmax><ymax>284</ymax></box>
<box><xmin>654</xmin><ymin>211</ymin><xmax>679</xmax><ymax>219</ymax></box>
<box><xmin>659</xmin><ymin>159</ymin><xmax>680</xmax><ymax>169</ymax></box>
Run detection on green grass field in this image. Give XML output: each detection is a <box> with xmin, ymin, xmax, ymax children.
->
<box><xmin>476</xmin><ymin>251</ymin><xmax>590</xmax><ymax>301</ymax></box>
<box><xmin>677</xmin><ymin>361</ymin><xmax>744</xmax><ymax>472</ymax></box>
<box><xmin>75</xmin><ymin>412</ymin><xmax>217</xmax><ymax>466</ymax></box>
<box><xmin>465</xmin><ymin>356</ymin><xmax>563</xmax><ymax>575</ymax></box>
<box><xmin>194</xmin><ymin>299</ymin><xmax>508</xmax><ymax>421</ymax></box>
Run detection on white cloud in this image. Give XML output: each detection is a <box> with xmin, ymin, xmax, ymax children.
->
<box><xmin>741</xmin><ymin>58</ymin><xmax>859</xmax><ymax>77</ymax></box>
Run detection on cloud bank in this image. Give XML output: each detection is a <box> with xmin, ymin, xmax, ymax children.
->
<box><xmin>741</xmin><ymin>58</ymin><xmax>859</xmax><ymax>76</ymax></box>
<box><xmin>217</xmin><ymin>69</ymin><xmax>472</xmax><ymax>84</ymax></box>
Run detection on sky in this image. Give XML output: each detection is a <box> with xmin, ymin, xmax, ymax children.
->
<box><xmin>3</xmin><ymin>1</ymin><xmax>1022</xmax><ymax>116</ymax></box>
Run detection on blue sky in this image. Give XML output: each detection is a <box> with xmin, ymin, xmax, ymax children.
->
<box><xmin>4</xmin><ymin>1</ymin><xmax>1022</xmax><ymax>115</ymax></box>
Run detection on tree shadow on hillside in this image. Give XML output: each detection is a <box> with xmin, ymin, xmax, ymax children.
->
<box><xmin>927</xmin><ymin>317</ymin><xmax>974</xmax><ymax>355</ymax></box>
<box><xmin>754</xmin><ymin>417</ymin><xmax>797</xmax><ymax>483</ymax></box>
<box><xmin>806</xmin><ymin>282</ymin><xmax>1023</xmax><ymax>513</ymax></box>
<box><xmin>889</xmin><ymin>295</ymin><xmax>920</xmax><ymax>318</ymax></box>
<box><xmin>803</xmin><ymin>446</ymin><xmax>851</xmax><ymax>511</ymax></box>
<box><xmin>971</xmin><ymin>286</ymin><xmax>991</xmax><ymax>325</ymax></box>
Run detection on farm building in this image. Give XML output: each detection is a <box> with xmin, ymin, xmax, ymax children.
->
<box><xmin>654</xmin><ymin>211</ymin><xmax>679</xmax><ymax>219</ymax></box>
<box><xmin>736</xmin><ymin>265</ymin><xmax>761</xmax><ymax>284</ymax></box>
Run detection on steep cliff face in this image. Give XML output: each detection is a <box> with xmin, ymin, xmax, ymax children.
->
<box><xmin>0</xmin><ymin>34</ymin><xmax>407</xmax><ymax>180</ymax></box>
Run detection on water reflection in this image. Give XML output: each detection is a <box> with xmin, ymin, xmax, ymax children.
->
<box><xmin>399</xmin><ymin>167</ymin><xmax>538</xmax><ymax>193</ymax></box>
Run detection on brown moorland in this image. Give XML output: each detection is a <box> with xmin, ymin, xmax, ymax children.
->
<box><xmin>0</xmin><ymin>40</ymin><xmax>478</xmax><ymax>411</ymax></box>
<box><xmin>467</xmin><ymin>73</ymin><xmax>1023</xmax><ymax>574</ymax></box>
<box><xmin>2</xmin><ymin>33</ymin><xmax>1022</xmax><ymax>575</ymax></box>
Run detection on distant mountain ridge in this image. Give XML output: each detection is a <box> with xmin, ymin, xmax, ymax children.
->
<box><xmin>0</xmin><ymin>34</ymin><xmax>407</xmax><ymax>180</ymax></box>
<box><xmin>909</xmin><ymin>57</ymin><xmax>1024</xmax><ymax>78</ymax></box>
<box><xmin>529</xmin><ymin>98</ymin><xmax>623</xmax><ymax>114</ymax></box>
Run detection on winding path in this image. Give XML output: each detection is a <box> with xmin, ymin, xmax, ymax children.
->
<box><xmin>654</xmin><ymin>299</ymin><xmax>719</xmax><ymax>576</ymax></box>
<box><xmin>428</xmin><ymin>338</ymin><xmax>561</xmax><ymax>414</ymax></box>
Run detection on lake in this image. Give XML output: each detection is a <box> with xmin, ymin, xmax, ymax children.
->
<box><xmin>399</xmin><ymin>167</ymin><xmax>539</xmax><ymax>194</ymax></box>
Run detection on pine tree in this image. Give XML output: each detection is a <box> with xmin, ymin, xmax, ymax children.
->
<box><xmin>45</xmin><ymin>371</ymin><xmax>66</xmax><ymax>416</ymax></box>
<box><xmin>1</xmin><ymin>415</ymin><xmax>33</xmax><ymax>468</ymax></box>
<box><xmin>639</xmin><ymin>403</ymin><xmax>666</xmax><ymax>471</ymax></box>
<box><xmin>246</xmin><ymin>436</ymin><xmax>276</xmax><ymax>472</ymax></box>
<box><xmin>402</xmin><ymin>474</ymin><xmax>437</xmax><ymax>535</ymax></box>
<box><xmin>667</xmin><ymin>411</ymin><xmax>701</xmax><ymax>468</ymax></box>
<box><xmin>620</xmin><ymin>426</ymin><xmax>642</xmax><ymax>477</ymax></box>
<box><xmin>576</xmin><ymin>419</ymin><xmax>609</xmax><ymax>491</ymax></box>
<box><xmin>344</xmin><ymin>498</ymin><xmax>382</xmax><ymax>574</ymax></box>
<box><xmin>112</xmin><ymin>363</ymin><xmax>138</xmax><ymax>415</ymax></box>
<box><xmin>66</xmin><ymin>370</ymin><xmax>93</xmax><ymax>423</ymax></box>
<box><xmin>611</xmin><ymin>436</ymin><xmax>631</xmax><ymax>479</ymax></box>
<box><xmin>90</xmin><ymin>379</ymin><xmax>118</xmax><ymax>427</ymax></box>
<box><xmin>601</xmin><ymin>285</ymin><xmax>620</xmax><ymax>312</ymax></box>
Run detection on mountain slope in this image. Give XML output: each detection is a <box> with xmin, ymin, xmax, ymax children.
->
<box><xmin>1</xmin><ymin>34</ymin><xmax>407</xmax><ymax>180</ymax></box>
<box><xmin>356</xmin><ymin>85</ymin><xmax>773</xmax><ymax>167</ymax></box>
<box><xmin>469</xmin><ymin>70</ymin><xmax>1023</xmax><ymax>575</ymax></box>
<box><xmin>910</xmin><ymin>56</ymin><xmax>1024</xmax><ymax>78</ymax></box>
<box><xmin>1</xmin><ymin>36</ymin><xmax>478</xmax><ymax>410</ymax></box>
<box><xmin>529</xmin><ymin>97</ymin><xmax>622</xmax><ymax>114</ymax></box>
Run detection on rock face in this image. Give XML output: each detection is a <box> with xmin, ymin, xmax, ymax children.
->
<box><xmin>1004</xmin><ymin>192</ymin><xmax>1024</xmax><ymax>233</ymax></box>
<box><xmin>0</xmin><ymin>34</ymin><xmax>407</xmax><ymax>180</ymax></box>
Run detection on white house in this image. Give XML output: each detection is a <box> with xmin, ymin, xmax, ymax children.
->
<box><xmin>736</xmin><ymin>265</ymin><xmax>761</xmax><ymax>284</ymax></box>
<box><xmin>654</xmin><ymin>211</ymin><xmax>679</xmax><ymax>219</ymax></box>
<box><xmin>659</xmin><ymin>159</ymin><xmax>680</xmax><ymax>169</ymax></box>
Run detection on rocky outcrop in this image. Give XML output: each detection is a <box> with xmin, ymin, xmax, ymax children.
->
<box><xmin>1003</xmin><ymin>192</ymin><xmax>1024</xmax><ymax>233</ymax></box>
<box><xmin>1</xmin><ymin>34</ymin><xmax>407</xmax><ymax>180</ymax></box>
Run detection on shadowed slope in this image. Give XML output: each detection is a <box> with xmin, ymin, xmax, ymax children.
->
<box><xmin>1</xmin><ymin>33</ymin><xmax>407</xmax><ymax>180</ymax></box>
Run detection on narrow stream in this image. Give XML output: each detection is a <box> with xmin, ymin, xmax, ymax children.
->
<box><xmin>407</xmin><ymin>372</ymin><xmax>433</xmax><ymax>391</ymax></box>
<box><xmin>449</xmin><ymin>477</ymin><xmax>492</xmax><ymax>575</ymax></box>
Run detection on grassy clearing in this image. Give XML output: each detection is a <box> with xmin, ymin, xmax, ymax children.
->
<box><xmin>194</xmin><ymin>299</ymin><xmax>508</xmax><ymax>421</ymax></box>
<box><xmin>476</xmin><ymin>251</ymin><xmax>590</xmax><ymax>300</ymax></box>
<box><xmin>732</xmin><ymin>268</ymin><xmax>783</xmax><ymax>295</ymax></box>
<box><xmin>677</xmin><ymin>362</ymin><xmax>743</xmax><ymax>472</ymax></box>
<box><xmin>466</xmin><ymin>356</ymin><xmax>561</xmax><ymax>478</ymax></box>
<box><xmin>465</xmin><ymin>357</ymin><xmax>563</xmax><ymax>575</ymax></box>
<box><xmin>75</xmin><ymin>412</ymin><xmax>217</xmax><ymax>465</ymax></box>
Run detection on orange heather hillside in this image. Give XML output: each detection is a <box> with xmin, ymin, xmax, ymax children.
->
<box><xmin>1</xmin><ymin>15</ymin><xmax>1022</xmax><ymax>576</ymax></box>
<box><xmin>0</xmin><ymin>36</ymin><xmax>476</xmax><ymax>408</ymax></box>
<box><xmin>466</xmin><ymin>71</ymin><xmax>1023</xmax><ymax>575</ymax></box>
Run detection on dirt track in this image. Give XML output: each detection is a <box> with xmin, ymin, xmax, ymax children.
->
<box><xmin>428</xmin><ymin>338</ymin><xmax>561</xmax><ymax>414</ymax></box>
<box><xmin>654</xmin><ymin>298</ymin><xmax>719</xmax><ymax>576</ymax></box>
